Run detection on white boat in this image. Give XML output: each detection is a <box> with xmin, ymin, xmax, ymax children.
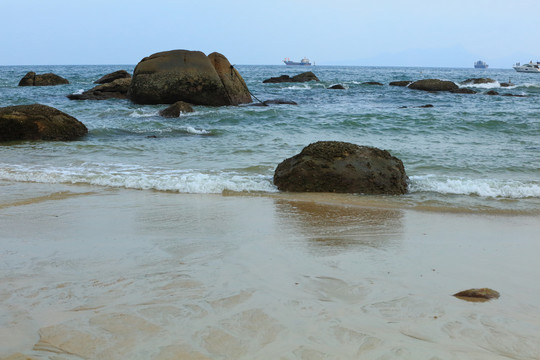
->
<box><xmin>513</xmin><ymin>61</ymin><xmax>540</xmax><ymax>73</ymax></box>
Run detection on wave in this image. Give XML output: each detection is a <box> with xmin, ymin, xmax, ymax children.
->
<box><xmin>0</xmin><ymin>164</ymin><xmax>277</xmax><ymax>194</ymax></box>
<box><xmin>409</xmin><ymin>175</ymin><xmax>540</xmax><ymax>198</ymax></box>
<box><xmin>129</xmin><ymin>108</ymin><xmax>160</xmax><ymax>117</ymax></box>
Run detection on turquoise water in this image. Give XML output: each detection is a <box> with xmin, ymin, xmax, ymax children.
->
<box><xmin>1</xmin><ymin>65</ymin><xmax>539</xmax><ymax>213</ymax></box>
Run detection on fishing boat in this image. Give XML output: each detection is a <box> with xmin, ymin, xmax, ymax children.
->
<box><xmin>283</xmin><ymin>57</ymin><xmax>311</xmax><ymax>66</ymax></box>
<box><xmin>474</xmin><ymin>60</ymin><xmax>488</xmax><ymax>69</ymax></box>
<box><xmin>513</xmin><ymin>61</ymin><xmax>540</xmax><ymax>73</ymax></box>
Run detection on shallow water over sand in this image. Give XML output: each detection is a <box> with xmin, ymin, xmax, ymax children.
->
<box><xmin>1</xmin><ymin>183</ymin><xmax>539</xmax><ymax>359</ymax></box>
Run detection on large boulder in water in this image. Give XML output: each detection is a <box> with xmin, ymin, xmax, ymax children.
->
<box><xmin>128</xmin><ymin>49</ymin><xmax>252</xmax><ymax>106</ymax></box>
<box><xmin>18</xmin><ymin>71</ymin><xmax>69</xmax><ymax>86</ymax></box>
<box><xmin>408</xmin><ymin>79</ymin><xmax>458</xmax><ymax>92</ymax></box>
<box><xmin>0</xmin><ymin>104</ymin><xmax>87</xmax><ymax>142</ymax></box>
<box><xmin>67</xmin><ymin>78</ymin><xmax>131</xmax><ymax>100</ymax></box>
<box><xmin>208</xmin><ymin>52</ymin><xmax>252</xmax><ymax>105</ymax></box>
<box><xmin>273</xmin><ymin>141</ymin><xmax>408</xmax><ymax>194</ymax></box>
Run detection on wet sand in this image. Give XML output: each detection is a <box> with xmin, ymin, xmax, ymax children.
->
<box><xmin>1</xmin><ymin>182</ymin><xmax>540</xmax><ymax>359</ymax></box>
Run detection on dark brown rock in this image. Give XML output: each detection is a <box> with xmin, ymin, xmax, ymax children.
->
<box><xmin>263</xmin><ymin>71</ymin><xmax>320</xmax><ymax>83</ymax></box>
<box><xmin>0</xmin><ymin>104</ymin><xmax>87</xmax><ymax>142</ymax></box>
<box><xmin>453</xmin><ymin>288</ymin><xmax>500</xmax><ymax>302</ymax></box>
<box><xmin>486</xmin><ymin>90</ymin><xmax>499</xmax><ymax>95</ymax></box>
<box><xmin>94</xmin><ymin>70</ymin><xmax>131</xmax><ymax>84</ymax></box>
<box><xmin>460</xmin><ymin>78</ymin><xmax>496</xmax><ymax>85</ymax></box>
<box><xmin>389</xmin><ymin>81</ymin><xmax>412</xmax><ymax>87</ymax></box>
<box><xmin>451</xmin><ymin>88</ymin><xmax>477</xmax><ymax>94</ymax></box>
<box><xmin>18</xmin><ymin>72</ymin><xmax>69</xmax><ymax>86</ymax></box>
<box><xmin>250</xmin><ymin>99</ymin><xmax>298</xmax><ymax>106</ymax></box>
<box><xmin>502</xmin><ymin>93</ymin><xmax>527</xmax><ymax>97</ymax></box>
<box><xmin>128</xmin><ymin>49</ymin><xmax>251</xmax><ymax>106</ymax></box>
<box><xmin>328</xmin><ymin>84</ymin><xmax>345</xmax><ymax>90</ymax></box>
<box><xmin>273</xmin><ymin>141</ymin><xmax>408</xmax><ymax>195</ymax></box>
<box><xmin>208</xmin><ymin>52</ymin><xmax>252</xmax><ymax>105</ymax></box>
<box><xmin>67</xmin><ymin>78</ymin><xmax>131</xmax><ymax>100</ymax></box>
<box><xmin>408</xmin><ymin>79</ymin><xmax>458</xmax><ymax>92</ymax></box>
<box><xmin>159</xmin><ymin>101</ymin><xmax>194</xmax><ymax>117</ymax></box>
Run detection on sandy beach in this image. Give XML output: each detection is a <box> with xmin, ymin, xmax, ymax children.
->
<box><xmin>1</xmin><ymin>181</ymin><xmax>539</xmax><ymax>359</ymax></box>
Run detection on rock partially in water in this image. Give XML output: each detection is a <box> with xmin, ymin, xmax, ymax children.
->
<box><xmin>389</xmin><ymin>81</ymin><xmax>412</xmax><ymax>87</ymax></box>
<box><xmin>0</xmin><ymin>104</ymin><xmax>87</xmax><ymax>142</ymax></box>
<box><xmin>460</xmin><ymin>78</ymin><xmax>496</xmax><ymax>85</ymax></box>
<box><xmin>453</xmin><ymin>288</ymin><xmax>500</xmax><ymax>302</ymax></box>
<box><xmin>486</xmin><ymin>90</ymin><xmax>499</xmax><ymax>96</ymax></box>
<box><xmin>67</xmin><ymin>78</ymin><xmax>131</xmax><ymax>100</ymax></box>
<box><xmin>328</xmin><ymin>84</ymin><xmax>345</xmax><ymax>90</ymax></box>
<box><xmin>18</xmin><ymin>71</ymin><xmax>69</xmax><ymax>86</ymax></box>
<box><xmin>361</xmin><ymin>81</ymin><xmax>383</xmax><ymax>86</ymax></box>
<box><xmin>94</xmin><ymin>70</ymin><xmax>131</xmax><ymax>84</ymax></box>
<box><xmin>263</xmin><ymin>71</ymin><xmax>320</xmax><ymax>83</ymax></box>
<box><xmin>159</xmin><ymin>101</ymin><xmax>194</xmax><ymax>117</ymax></box>
<box><xmin>273</xmin><ymin>141</ymin><xmax>408</xmax><ymax>195</ymax></box>
<box><xmin>451</xmin><ymin>88</ymin><xmax>477</xmax><ymax>94</ymax></box>
<box><xmin>129</xmin><ymin>49</ymin><xmax>251</xmax><ymax>106</ymax></box>
<box><xmin>408</xmin><ymin>79</ymin><xmax>458</xmax><ymax>92</ymax></box>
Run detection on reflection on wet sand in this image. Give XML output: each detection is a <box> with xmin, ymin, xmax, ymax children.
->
<box><xmin>274</xmin><ymin>199</ymin><xmax>403</xmax><ymax>254</ymax></box>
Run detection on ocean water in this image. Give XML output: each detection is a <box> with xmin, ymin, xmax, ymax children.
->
<box><xmin>1</xmin><ymin>64</ymin><xmax>539</xmax><ymax>213</ymax></box>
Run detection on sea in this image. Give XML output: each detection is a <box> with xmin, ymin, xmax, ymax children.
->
<box><xmin>1</xmin><ymin>64</ymin><xmax>539</xmax><ymax>214</ymax></box>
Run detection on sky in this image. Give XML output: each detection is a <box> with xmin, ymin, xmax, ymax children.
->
<box><xmin>2</xmin><ymin>0</ymin><xmax>539</xmax><ymax>68</ymax></box>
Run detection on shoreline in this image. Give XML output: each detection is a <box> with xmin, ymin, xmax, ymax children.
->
<box><xmin>1</xmin><ymin>182</ymin><xmax>540</xmax><ymax>359</ymax></box>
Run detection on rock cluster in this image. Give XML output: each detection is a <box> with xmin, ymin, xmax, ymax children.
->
<box><xmin>128</xmin><ymin>50</ymin><xmax>251</xmax><ymax>106</ymax></box>
<box><xmin>18</xmin><ymin>72</ymin><xmax>69</xmax><ymax>86</ymax></box>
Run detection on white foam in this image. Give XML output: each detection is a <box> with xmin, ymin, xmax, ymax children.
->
<box><xmin>284</xmin><ymin>84</ymin><xmax>312</xmax><ymax>90</ymax></box>
<box><xmin>459</xmin><ymin>81</ymin><xmax>501</xmax><ymax>89</ymax></box>
<box><xmin>129</xmin><ymin>108</ymin><xmax>159</xmax><ymax>117</ymax></box>
<box><xmin>409</xmin><ymin>175</ymin><xmax>540</xmax><ymax>198</ymax></box>
<box><xmin>0</xmin><ymin>164</ymin><xmax>277</xmax><ymax>194</ymax></box>
<box><xmin>185</xmin><ymin>126</ymin><xmax>210</xmax><ymax>135</ymax></box>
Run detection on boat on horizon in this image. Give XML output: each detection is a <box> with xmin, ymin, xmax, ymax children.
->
<box><xmin>513</xmin><ymin>61</ymin><xmax>540</xmax><ymax>73</ymax></box>
<box><xmin>283</xmin><ymin>57</ymin><xmax>311</xmax><ymax>66</ymax></box>
<box><xmin>474</xmin><ymin>60</ymin><xmax>488</xmax><ymax>69</ymax></box>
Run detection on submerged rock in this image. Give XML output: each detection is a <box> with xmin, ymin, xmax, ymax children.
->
<box><xmin>18</xmin><ymin>71</ymin><xmax>69</xmax><ymax>86</ymax></box>
<box><xmin>486</xmin><ymin>90</ymin><xmax>499</xmax><ymax>95</ymax></box>
<box><xmin>0</xmin><ymin>104</ymin><xmax>87</xmax><ymax>141</ymax></box>
<box><xmin>273</xmin><ymin>141</ymin><xmax>408</xmax><ymax>195</ymax></box>
<box><xmin>408</xmin><ymin>79</ymin><xmax>458</xmax><ymax>92</ymax></box>
<box><xmin>67</xmin><ymin>78</ymin><xmax>131</xmax><ymax>100</ymax></box>
<box><xmin>361</xmin><ymin>81</ymin><xmax>383</xmax><ymax>86</ymax></box>
<box><xmin>451</xmin><ymin>88</ymin><xmax>477</xmax><ymax>94</ymax></box>
<box><xmin>159</xmin><ymin>101</ymin><xmax>194</xmax><ymax>117</ymax></box>
<box><xmin>128</xmin><ymin>49</ymin><xmax>251</xmax><ymax>106</ymax></box>
<box><xmin>263</xmin><ymin>71</ymin><xmax>320</xmax><ymax>83</ymax></box>
<box><xmin>94</xmin><ymin>70</ymin><xmax>131</xmax><ymax>84</ymax></box>
<box><xmin>328</xmin><ymin>84</ymin><xmax>345</xmax><ymax>90</ymax></box>
<box><xmin>453</xmin><ymin>288</ymin><xmax>500</xmax><ymax>302</ymax></box>
<box><xmin>389</xmin><ymin>80</ymin><xmax>412</xmax><ymax>87</ymax></box>
<box><xmin>460</xmin><ymin>78</ymin><xmax>496</xmax><ymax>85</ymax></box>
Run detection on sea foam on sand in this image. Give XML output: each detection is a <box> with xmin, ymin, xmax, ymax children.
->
<box><xmin>1</xmin><ymin>182</ymin><xmax>539</xmax><ymax>360</ymax></box>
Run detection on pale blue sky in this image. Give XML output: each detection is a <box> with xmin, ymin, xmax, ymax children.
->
<box><xmin>2</xmin><ymin>0</ymin><xmax>539</xmax><ymax>68</ymax></box>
